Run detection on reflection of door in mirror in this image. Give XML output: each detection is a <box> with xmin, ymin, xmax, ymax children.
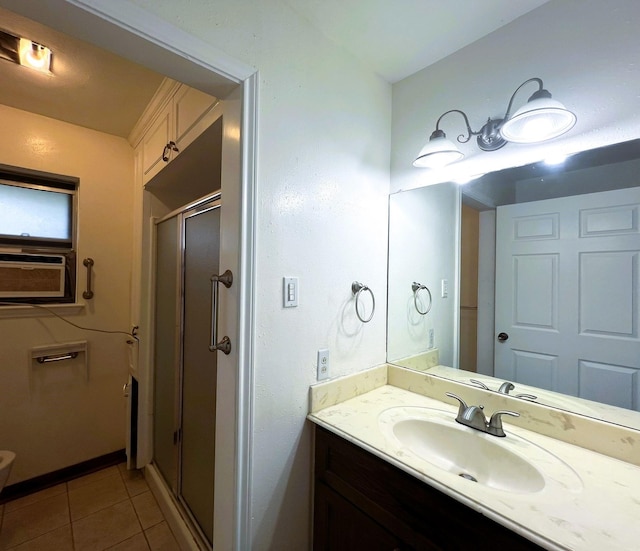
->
<box><xmin>459</xmin><ymin>205</ymin><xmax>479</xmax><ymax>372</ymax></box>
<box><xmin>494</xmin><ymin>187</ymin><xmax>639</xmax><ymax>411</ymax></box>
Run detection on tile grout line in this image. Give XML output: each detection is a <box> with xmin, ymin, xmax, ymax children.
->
<box><xmin>2</xmin><ymin>464</ymin><xmax>169</xmax><ymax>551</ymax></box>
<box><xmin>119</xmin><ymin>462</ymin><xmax>144</xmax><ymax>543</ymax></box>
<box><xmin>117</xmin><ymin>463</ymin><xmax>151</xmax><ymax>550</ymax></box>
<box><xmin>3</xmin><ymin>491</ymin><xmax>72</xmax><ymax>550</ymax></box>
<box><xmin>67</xmin><ymin>482</ymin><xmax>76</xmax><ymax>551</ymax></box>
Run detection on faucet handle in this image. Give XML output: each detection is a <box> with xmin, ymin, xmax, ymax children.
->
<box><xmin>469</xmin><ymin>379</ymin><xmax>490</xmax><ymax>390</ymax></box>
<box><xmin>488</xmin><ymin>410</ymin><xmax>520</xmax><ymax>437</ymax></box>
<box><xmin>445</xmin><ymin>392</ymin><xmax>468</xmax><ymax>418</ymax></box>
<box><xmin>515</xmin><ymin>393</ymin><xmax>538</xmax><ymax>401</ymax></box>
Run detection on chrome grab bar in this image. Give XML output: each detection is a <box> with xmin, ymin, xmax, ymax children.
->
<box><xmin>83</xmin><ymin>258</ymin><xmax>94</xmax><ymax>299</ymax></box>
<box><xmin>209</xmin><ymin>269</ymin><xmax>233</xmax><ymax>354</ymax></box>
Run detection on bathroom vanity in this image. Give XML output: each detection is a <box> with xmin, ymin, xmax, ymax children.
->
<box><xmin>314</xmin><ymin>426</ymin><xmax>540</xmax><ymax>550</ymax></box>
<box><xmin>308</xmin><ymin>365</ymin><xmax>640</xmax><ymax>551</ymax></box>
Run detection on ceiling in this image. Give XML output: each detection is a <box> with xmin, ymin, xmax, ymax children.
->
<box><xmin>0</xmin><ymin>1</ymin><xmax>551</xmax><ymax>137</ymax></box>
<box><xmin>0</xmin><ymin>6</ymin><xmax>164</xmax><ymax>138</ymax></box>
<box><xmin>285</xmin><ymin>0</ymin><xmax>551</xmax><ymax>83</ymax></box>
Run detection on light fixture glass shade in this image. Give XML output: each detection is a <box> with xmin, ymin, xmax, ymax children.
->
<box><xmin>413</xmin><ymin>135</ymin><xmax>464</xmax><ymax>168</ymax></box>
<box><xmin>500</xmin><ymin>97</ymin><xmax>576</xmax><ymax>144</ymax></box>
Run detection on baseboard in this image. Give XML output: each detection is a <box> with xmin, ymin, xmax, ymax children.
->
<box><xmin>0</xmin><ymin>449</ymin><xmax>126</xmax><ymax>504</ymax></box>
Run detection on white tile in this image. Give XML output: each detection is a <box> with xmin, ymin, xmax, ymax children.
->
<box><xmin>5</xmin><ymin>524</ymin><xmax>73</xmax><ymax>551</ymax></box>
<box><xmin>4</xmin><ymin>484</ymin><xmax>67</xmax><ymax>514</ymax></box>
<box><xmin>0</xmin><ymin>493</ymin><xmax>69</xmax><ymax>549</ymax></box>
<box><xmin>69</xmin><ymin>473</ymin><xmax>128</xmax><ymax>521</ymax></box>
<box><xmin>72</xmin><ymin>500</ymin><xmax>141</xmax><ymax>551</ymax></box>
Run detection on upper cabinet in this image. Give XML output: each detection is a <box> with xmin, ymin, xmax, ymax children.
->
<box><xmin>141</xmin><ymin>101</ymin><xmax>173</xmax><ymax>183</ymax></box>
<box><xmin>129</xmin><ymin>79</ymin><xmax>219</xmax><ymax>186</ymax></box>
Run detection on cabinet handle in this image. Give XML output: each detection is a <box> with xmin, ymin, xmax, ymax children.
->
<box><xmin>162</xmin><ymin>141</ymin><xmax>180</xmax><ymax>162</ymax></box>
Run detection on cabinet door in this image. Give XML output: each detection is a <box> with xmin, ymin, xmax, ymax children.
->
<box><xmin>315</xmin><ymin>427</ymin><xmax>543</xmax><ymax>551</ymax></box>
<box><xmin>314</xmin><ymin>482</ymin><xmax>408</xmax><ymax>551</ymax></box>
<box><xmin>173</xmin><ymin>85</ymin><xmax>218</xmax><ymax>154</ymax></box>
<box><xmin>142</xmin><ymin>102</ymin><xmax>173</xmax><ymax>184</ymax></box>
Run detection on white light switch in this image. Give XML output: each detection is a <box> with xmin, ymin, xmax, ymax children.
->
<box><xmin>283</xmin><ymin>277</ymin><xmax>298</xmax><ymax>307</ymax></box>
<box><xmin>441</xmin><ymin>279</ymin><xmax>448</xmax><ymax>298</ymax></box>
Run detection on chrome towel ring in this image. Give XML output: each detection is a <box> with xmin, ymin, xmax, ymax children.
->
<box><xmin>412</xmin><ymin>282</ymin><xmax>432</xmax><ymax>315</ymax></box>
<box><xmin>352</xmin><ymin>281</ymin><xmax>375</xmax><ymax>323</ymax></box>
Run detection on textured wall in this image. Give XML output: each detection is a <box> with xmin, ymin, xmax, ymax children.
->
<box><xmin>123</xmin><ymin>1</ymin><xmax>392</xmax><ymax>548</ymax></box>
<box><xmin>0</xmin><ymin>104</ymin><xmax>134</xmax><ymax>483</ymax></box>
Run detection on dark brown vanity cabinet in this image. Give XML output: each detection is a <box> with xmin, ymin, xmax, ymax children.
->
<box><xmin>313</xmin><ymin>426</ymin><xmax>543</xmax><ymax>551</ymax></box>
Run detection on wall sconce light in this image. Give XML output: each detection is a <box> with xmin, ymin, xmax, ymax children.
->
<box><xmin>413</xmin><ymin>78</ymin><xmax>576</xmax><ymax>169</ymax></box>
<box><xmin>0</xmin><ymin>30</ymin><xmax>52</xmax><ymax>74</ymax></box>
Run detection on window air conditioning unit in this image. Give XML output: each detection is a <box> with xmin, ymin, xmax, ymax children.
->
<box><xmin>0</xmin><ymin>252</ymin><xmax>66</xmax><ymax>298</ymax></box>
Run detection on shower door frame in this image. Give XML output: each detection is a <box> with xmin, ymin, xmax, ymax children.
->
<box><xmin>153</xmin><ymin>192</ymin><xmax>222</xmax><ymax>548</ymax></box>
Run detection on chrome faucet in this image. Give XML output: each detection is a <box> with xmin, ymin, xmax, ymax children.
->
<box><xmin>470</xmin><ymin>379</ymin><xmax>538</xmax><ymax>401</ymax></box>
<box><xmin>497</xmin><ymin>381</ymin><xmax>538</xmax><ymax>401</ymax></box>
<box><xmin>446</xmin><ymin>392</ymin><xmax>520</xmax><ymax>437</ymax></box>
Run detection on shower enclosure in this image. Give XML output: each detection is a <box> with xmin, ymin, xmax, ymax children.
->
<box><xmin>153</xmin><ymin>193</ymin><xmax>224</xmax><ymax>546</ymax></box>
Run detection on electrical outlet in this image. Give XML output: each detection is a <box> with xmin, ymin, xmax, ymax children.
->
<box><xmin>428</xmin><ymin>328</ymin><xmax>435</xmax><ymax>349</ymax></box>
<box><xmin>317</xmin><ymin>349</ymin><xmax>329</xmax><ymax>380</ymax></box>
<box><xmin>441</xmin><ymin>279</ymin><xmax>448</xmax><ymax>298</ymax></box>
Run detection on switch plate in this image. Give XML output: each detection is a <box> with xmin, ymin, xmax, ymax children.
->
<box><xmin>317</xmin><ymin>349</ymin><xmax>329</xmax><ymax>380</ymax></box>
<box><xmin>283</xmin><ymin>277</ymin><xmax>298</xmax><ymax>307</ymax></box>
<box><xmin>428</xmin><ymin>328</ymin><xmax>435</xmax><ymax>349</ymax></box>
<box><xmin>441</xmin><ymin>279</ymin><xmax>448</xmax><ymax>298</ymax></box>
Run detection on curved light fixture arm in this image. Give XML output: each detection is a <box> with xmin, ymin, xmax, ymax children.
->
<box><xmin>434</xmin><ymin>109</ymin><xmax>476</xmax><ymax>144</ymax></box>
<box><xmin>435</xmin><ymin>108</ymin><xmax>506</xmax><ymax>152</ymax></box>
<box><xmin>503</xmin><ymin>77</ymin><xmax>544</xmax><ymax>120</ymax></box>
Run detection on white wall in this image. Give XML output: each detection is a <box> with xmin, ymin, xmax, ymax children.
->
<box><xmin>0</xmin><ymin>104</ymin><xmax>134</xmax><ymax>483</ymax></box>
<box><xmin>391</xmin><ymin>0</ymin><xmax>640</xmax><ymax>193</ymax></box>
<box><xmin>387</xmin><ymin>183</ymin><xmax>458</xmax><ymax>366</ymax></box>
<box><xmin>122</xmin><ymin>1</ymin><xmax>392</xmax><ymax>548</ymax></box>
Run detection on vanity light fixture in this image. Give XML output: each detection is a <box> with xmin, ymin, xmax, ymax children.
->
<box><xmin>0</xmin><ymin>29</ymin><xmax>52</xmax><ymax>74</ymax></box>
<box><xmin>413</xmin><ymin>78</ymin><xmax>576</xmax><ymax>169</ymax></box>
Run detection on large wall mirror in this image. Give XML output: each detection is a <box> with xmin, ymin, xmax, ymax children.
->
<box><xmin>388</xmin><ymin>138</ymin><xmax>640</xmax><ymax>430</ymax></box>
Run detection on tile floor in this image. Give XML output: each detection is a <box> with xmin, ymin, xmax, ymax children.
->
<box><xmin>0</xmin><ymin>463</ymin><xmax>180</xmax><ymax>550</ymax></box>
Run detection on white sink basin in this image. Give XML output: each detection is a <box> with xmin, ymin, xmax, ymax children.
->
<box><xmin>379</xmin><ymin>406</ymin><xmax>582</xmax><ymax>494</ymax></box>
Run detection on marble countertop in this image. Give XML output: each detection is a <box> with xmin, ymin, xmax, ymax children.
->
<box><xmin>308</xmin><ymin>383</ymin><xmax>640</xmax><ymax>551</ymax></box>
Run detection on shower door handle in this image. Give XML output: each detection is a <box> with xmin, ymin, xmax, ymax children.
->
<box><xmin>209</xmin><ymin>269</ymin><xmax>233</xmax><ymax>354</ymax></box>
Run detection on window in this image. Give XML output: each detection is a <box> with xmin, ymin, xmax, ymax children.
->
<box><xmin>0</xmin><ymin>164</ymin><xmax>78</xmax><ymax>304</ymax></box>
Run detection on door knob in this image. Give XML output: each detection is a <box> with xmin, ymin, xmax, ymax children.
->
<box><xmin>497</xmin><ymin>332</ymin><xmax>509</xmax><ymax>342</ymax></box>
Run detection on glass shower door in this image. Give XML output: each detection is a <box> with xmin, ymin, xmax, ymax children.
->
<box><xmin>179</xmin><ymin>202</ymin><xmax>220</xmax><ymax>545</ymax></box>
<box><xmin>153</xmin><ymin>216</ymin><xmax>180</xmax><ymax>491</ymax></box>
